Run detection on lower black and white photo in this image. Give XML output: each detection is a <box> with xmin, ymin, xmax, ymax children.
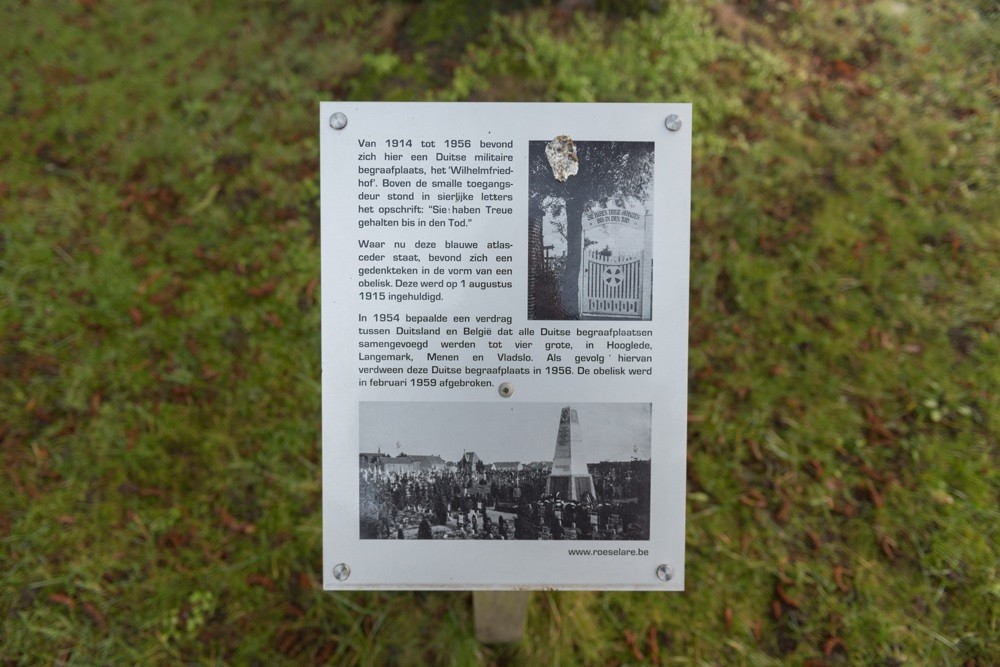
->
<box><xmin>359</xmin><ymin>402</ymin><xmax>652</xmax><ymax>541</ymax></box>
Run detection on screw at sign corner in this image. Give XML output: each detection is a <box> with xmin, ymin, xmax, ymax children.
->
<box><xmin>333</xmin><ymin>563</ymin><xmax>351</xmax><ymax>581</ymax></box>
<box><xmin>664</xmin><ymin>114</ymin><xmax>682</xmax><ymax>132</ymax></box>
<box><xmin>329</xmin><ymin>112</ymin><xmax>348</xmax><ymax>130</ymax></box>
<box><xmin>498</xmin><ymin>382</ymin><xmax>514</xmax><ymax>398</ymax></box>
<box><xmin>656</xmin><ymin>564</ymin><xmax>674</xmax><ymax>582</ymax></box>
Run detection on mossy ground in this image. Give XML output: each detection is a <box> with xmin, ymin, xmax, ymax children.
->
<box><xmin>1</xmin><ymin>1</ymin><xmax>997</xmax><ymax>664</ymax></box>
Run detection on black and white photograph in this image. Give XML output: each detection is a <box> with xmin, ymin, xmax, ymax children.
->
<box><xmin>359</xmin><ymin>402</ymin><xmax>652</xmax><ymax>541</ymax></box>
<box><xmin>528</xmin><ymin>138</ymin><xmax>654</xmax><ymax>321</ymax></box>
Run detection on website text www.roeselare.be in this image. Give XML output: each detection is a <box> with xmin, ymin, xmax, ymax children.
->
<box><xmin>567</xmin><ymin>547</ymin><xmax>649</xmax><ymax>556</ymax></box>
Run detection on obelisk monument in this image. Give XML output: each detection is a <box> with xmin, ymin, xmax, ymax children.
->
<box><xmin>545</xmin><ymin>406</ymin><xmax>596</xmax><ymax>501</ymax></box>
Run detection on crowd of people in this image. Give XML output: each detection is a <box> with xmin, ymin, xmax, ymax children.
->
<box><xmin>359</xmin><ymin>460</ymin><xmax>651</xmax><ymax>541</ymax></box>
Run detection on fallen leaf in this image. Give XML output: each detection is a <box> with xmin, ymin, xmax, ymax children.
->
<box><xmin>739</xmin><ymin>489</ymin><xmax>767</xmax><ymax>509</ymax></box>
<box><xmin>832</xmin><ymin>501</ymin><xmax>857</xmax><ymax>517</ymax></box>
<box><xmin>824</xmin><ymin>636</ymin><xmax>846</xmax><ymax>657</ymax></box>
<box><xmin>833</xmin><ymin>565</ymin><xmax>849</xmax><ymax>593</ymax></box>
<box><xmin>304</xmin><ymin>276</ymin><xmax>318</xmax><ymax>303</ymax></box>
<box><xmin>862</xmin><ymin>402</ymin><xmax>894</xmax><ymax>441</ymax></box>
<box><xmin>774</xmin><ymin>497</ymin><xmax>791</xmax><ymax>524</ymax></box>
<box><xmin>624</xmin><ymin>630</ymin><xmax>644</xmax><ymax>662</ymax></box>
<box><xmin>247</xmin><ymin>574</ymin><xmax>277</xmax><ymax>591</ymax></box>
<box><xmin>647</xmin><ymin>626</ymin><xmax>660</xmax><ymax>665</ymax></box>
<box><xmin>83</xmin><ymin>602</ymin><xmax>107</xmax><ymax>631</ymax></box>
<box><xmin>865</xmin><ymin>480</ymin><xmax>884</xmax><ymax>509</ymax></box>
<box><xmin>879</xmin><ymin>533</ymin><xmax>899</xmax><ymax>560</ymax></box>
<box><xmin>49</xmin><ymin>593</ymin><xmax>76</xmax><ymax>609</ymax></box>
<box><xmin>830</xmin><ymin>59</ymin><xmax>855</xmax><ymax>78</ymax></box>
<box><xmin>139</xmin><ymin>486</ymin><xmax>167</xmax><ymax>499</ymax></box>
<box><xmin>136</xmin><ymin>269</ymin><xmax>165</xmax><ymax>295</ymax></box>
<box><xmin>218</xmin><ymin>507</ymin><xmax>256</xmax><ymax>535</ymax></box>
<box><xmin>316</xmin><ymin>642</ymin><xmax>336</xmax><ymax>664</ymax></box>
<box><xmin>247</xmin><ymin>280</ymin><xmax>277</xmax><ymax>297</ymax></box>
<box><xmin>276</xmin><ymin>628</ymin><xmax>302</xmax><ymax>656</ymax></box>
<box><xmin>775</xmin><ymin>583</ymin><xmax>799</xmax><ymax>608</ymax></box>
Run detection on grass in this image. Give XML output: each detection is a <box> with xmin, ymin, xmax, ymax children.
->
<box><xmin>1</xmin><ymin>0</ymin><xmax>997</xmax><ymax>664</ymax></box>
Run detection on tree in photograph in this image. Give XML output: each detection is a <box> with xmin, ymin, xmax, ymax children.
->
<box><xmin>433</xmin><ymin>495</ymin><xmax>448</xmax><ymax>525</ymax></box>
<box><xmin>576</xmin><ymin>505</ymin><xmax>593</xmax><ymax>540</ymax></box>
<box><xmin>514</xmin><ymin>501</ymin><xmax>537</xmax><ymax>539</ymax></box>
<box><xmin>529</xmin><ymin>139</ymin><xmax>654</xmax><ymax>318</ymax></box>
<box><xmin>417</xmin><ymin>516</ymin><xmax>433</xmax><ymax>539</ymax></box>
<box><xmin>543</xmin><ymin>502</ymin><xmax>556</xmax><ymax>528</ymax></box>
<box><xmin>550</xmin><ymin>514</ymin><xmax>564</xmax><ymax>540</ymax></box>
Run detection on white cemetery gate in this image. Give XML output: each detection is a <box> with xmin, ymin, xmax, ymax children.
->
<box><xmin>580</xmin><ymin>250</ymin><xmax>644</xmax><ymax>319</ymax></box>
<box><xmin>578</xmin><ymin>208</ymin><xmax>653</xmax><ymax>320</ymax></box>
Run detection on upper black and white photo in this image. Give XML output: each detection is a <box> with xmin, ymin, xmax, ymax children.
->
<box><xmin>528</xmin><ymin>138</ymin><xmax>655</xmax><ymax>321</ymax></box>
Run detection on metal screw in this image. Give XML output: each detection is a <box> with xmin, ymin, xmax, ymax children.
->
<box><xmin>333</xmin><ymin>563</ymin><xmax>351</xmax><ymax>581</ymax></box>
<box><xmin>498</xmin><ymin>382</ymin><xmax>514</xmax><ymax>398</ymax></box>
<box><xmin>656</xmin><ymin>564</ymin><xmax>674</xmax><ymax>582</ymax></box>
<box><xmin>664</xmin><ymin>114</ymin><xmax>682</xmax><ymax>132</ymax></box>
<box><xmin>329</xmin><ymin>112</ymin><xmax>348</xmax><ymax>130</ymax></box>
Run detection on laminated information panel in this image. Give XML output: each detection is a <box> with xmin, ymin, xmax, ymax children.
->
<box><xmin>320</xmin><ymin>103</ymin><xmax>691</xmax><ymax>590</ymax></box>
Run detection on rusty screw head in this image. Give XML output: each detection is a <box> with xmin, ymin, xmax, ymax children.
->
<box><xmin>656</xmin><ymin>564</ymin><xmax>674</xmax><ymax>582</ymax></box>
<box><xmin>664</xmin><ymin>114</ymin><xmax>682</xmax><ymax>132</ymax></box>
<box><xmin>498</xmin><ymin>382</ymin><xmax>514</xmax><ymax>398</ymax></box>
<box><xmin>333</xmin><ymin>563</ymin><xmax>351</xmax><ymax>581</ymax></box>
<box><xmin>329</xmin><ymin>112</ymin><xmax>348</xmax><ymax>130</ymax></box>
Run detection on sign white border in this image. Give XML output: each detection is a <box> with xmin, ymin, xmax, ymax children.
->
<box><xmin>321</xmin><ymin>102</ymin><xmax>691</xmax><ymax>590</ymax></box>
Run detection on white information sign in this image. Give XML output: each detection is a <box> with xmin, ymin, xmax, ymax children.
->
<box><xmin>321</xmin><ymin>102</ymin><xmax>691</xmax><ymax>590</ymax></box>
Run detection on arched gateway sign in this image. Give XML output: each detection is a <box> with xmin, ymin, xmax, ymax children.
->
<box><xmin>579</xmin><ymin>209</ymin><xmax>653</xmax><ymax>319</ymax></box>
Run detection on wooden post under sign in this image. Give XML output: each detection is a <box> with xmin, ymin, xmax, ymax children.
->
<box><xmin>473</xmin><ymin>591</ymin><xmax>532</xmax><ymax>643</ymax></box>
